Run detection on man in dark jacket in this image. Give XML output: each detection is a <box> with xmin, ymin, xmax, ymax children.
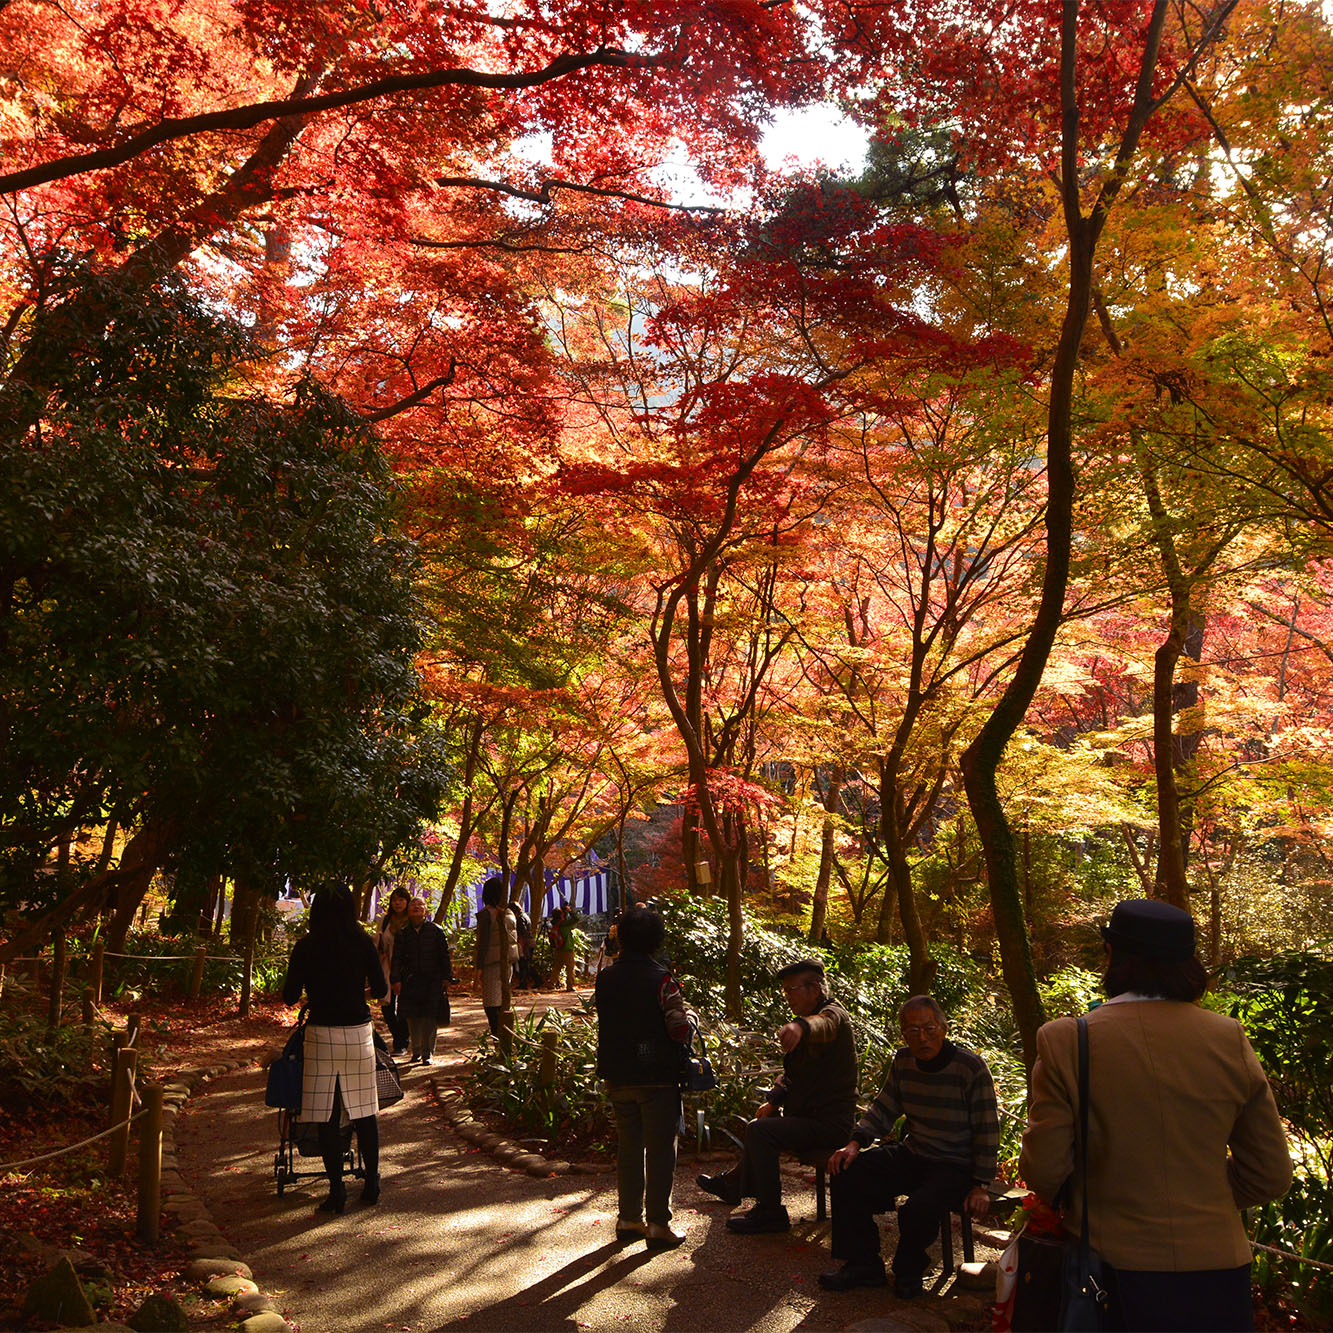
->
<box><xmin>390</xmin><ymin>897</ymin><xmax>454</xmax><ymax>1065</ymax></box>
<box><xmin>595</xmin><ymin>905</ymin><xmax>696</xmax><ymax>1250</ymax></box>
<box><xmin>697</xmin><ymin>958</ymin><xmax>857</xmax><ymax>1234</ymax></box>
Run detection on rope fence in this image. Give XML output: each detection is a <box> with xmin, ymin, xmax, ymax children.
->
<box><xmin>0</xmin><ymin>1106</ymin><xmax>148</xmax><ymax>1174</ymax></box>
<box><xmin>1250</xmin><ymin>1240</ymin><xmax>1333</xmax><ymax>1273</ymax></box>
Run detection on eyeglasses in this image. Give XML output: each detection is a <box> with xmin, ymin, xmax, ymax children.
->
<box><xmin>901</xmin><ymin>1023</ymin><xmax>940</xmax><ymax>1037</ymax></box>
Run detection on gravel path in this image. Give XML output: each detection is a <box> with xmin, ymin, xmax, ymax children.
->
<box><xmin>175</xmin><ymin>992</ymin><xmax>996</xmax><ymax>1333</ymax></box>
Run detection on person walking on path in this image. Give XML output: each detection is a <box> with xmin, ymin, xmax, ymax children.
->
<box><xmin>375</xmin><ymin>886</ymin><xmax>412</xmax><ymax>1056</ymax></box>
<box><xmin>820</xmin><ymin>995</ymin><xmax>998</xmax><ymax>1298</ymax></box>
<box><xmin>281</xmin><ymin>882</ymin><xmax>388</xmax><ymax>1213</ymax></box>
<box><xmin>548</xmin><ymin>903</ymin><xmax>578</xmax><ymax>991</ymax></box>
<box><xmin>509</xmin><ymin>892</ymin><xmax>534</xmax><ymax>990</ymax></box>
<box><xmin>595</xmin><ymin>905</ymin><xmax>695</xmax><ymax>1250</ymax></box>
<box><xmin>1020</xmin><ymin>899</ymin><xmax>1292</xmax><ymax>1332</ymax></box>
<box><xmin>697</xmin><ymin>958</ymin><xmax>857</xmax><ymax>1235</ymax></box>
<box><xmin>390</xmin><ymin>896</ymin><xmax>455</xmax><ymax>1065</ymax></box>
<box><xmin>476</xmin><ymin>875</ymin><xmax>518</xmax><ymax>1036</ymax></box>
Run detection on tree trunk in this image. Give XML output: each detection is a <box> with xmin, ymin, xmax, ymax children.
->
<box><xmin>720</xmin><ymin>833</ymin><xmax>744</xmax><ymax>1021</ymax></box>
<box><xmin>436</xmin><ymin>714</ymin><xmax>487</xmax><ymax>922</ymax></box>
<box><xmin>809</xmin><ymin>766</ymin><xmax>842</xmax><ymax>944</ymax></box>
<box><xmin>1143</xmin><ymin>463</ymin><xmax>1199</xmax><ymax>910</ymax></box>
<box><xmin>962</xmin><ymin>0</ymin><xmax>1176</xmax><ymax>1075</ymax></box>
<box><xmin>875</xmin><ymin>766</ymin><xmax>935</xmax><ymax>994</ymax></box>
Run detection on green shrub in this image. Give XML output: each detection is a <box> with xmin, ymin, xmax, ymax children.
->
<box><xmin>1037</xmin><ymin>966</ymin><xmax>1103</xmax><ymax>1020</ymax></box>
<box><xmin>0</xmin><ymin>997</ymin><xmax>110</xmax><ymax>1109</ymax></box>
<box><xmin>1220</xmin><ymin>950</ymin><xmax>1333</xmax><ymax>1175</ymax></box>
<box><xmin>1249</xmin><ymin>1171</ymin><xmax>1333</xmax><ymax>1325</ymax></box>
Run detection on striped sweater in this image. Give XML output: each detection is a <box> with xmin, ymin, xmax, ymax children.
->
<box><xmin>851</xmin><ymin>1040</ymin><xmax>1000</xmax><ymax>1187</ymax></box>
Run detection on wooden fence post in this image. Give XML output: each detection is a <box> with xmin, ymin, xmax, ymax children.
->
<box><xmin>539</xmin><ymin>1029</ymin><xmax>558</xmax><ymax>1087</ymax></box>
<box><xmin>137</xmin><ymin>1085</ymin><xmax>164</xmax><ymax>1243</ymax></box>
<box><xmin>47</xmin><ymin>932</ymin><xmax>66</xmax><ymax>1030</ymax></box>
<box><xmin>108</xmin><ymin>1047</ymin><xmax>138</xmax><ymax>1176</ymax></box>
<box><xmin>188</xmin><ymin>946</ymin><xmax>207</xmax><ymax>1000</ymax></box>
<box><xmin>28</xmin><ymin>953</ymin><xmax>40</xmax><ymax>989</ymax></box>
<box><xmin>126</xmin><ymin>1012</ymin><xmax>141</xmax><ymax>1048</ymax></box>
<box><xmin>90</xmin><ymin>940</ymin><xmax>104</xmax><ymax>1007</ymax></box>
<box><xmin>82</xmin><ymin>989</ymin><xmax>94</xmax><ymax>1027</ymax></box>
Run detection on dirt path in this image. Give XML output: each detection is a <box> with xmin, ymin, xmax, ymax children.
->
<box><xmin>175</xmin><ymin>992</ymin><xmax>996</xmax><ymax>1333</ymax></box>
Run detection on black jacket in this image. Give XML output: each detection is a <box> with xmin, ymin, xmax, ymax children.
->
<box><xmin>282</xmin><ymin>928</ymin><xmax>386</xmax><ymax>1026</ymax></box>
<box><xmin>595</xmin><ymin>951</ymin><xmax>685</xmax><ymax>1086</ymax></box>
<box><xmin>390</xmin><ymin>920</ymin><xmax>454</xmax><ymax>1020</ymax></box>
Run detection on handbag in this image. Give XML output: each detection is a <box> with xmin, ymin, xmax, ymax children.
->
<box><xmin>679</xmin><ymin>1025</ymin><xmax>718</xmax><ymax>1094</ymax></box>
<box><xmin>373</xmin><ymin>1031</ymin><xmax>404</xmax><ymax>1108</ymax></box>
<box><xmin>1057</xmin><ymin>1016</ymin><xmax>1114</xmax><ymax>1331</ymax></box>
<box><xmin>265</xmin><ymin>1008</ymin><xmax>306</xmax><ymax>1110</ymax></box>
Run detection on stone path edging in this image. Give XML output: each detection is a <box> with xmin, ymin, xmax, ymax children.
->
<box><xmin>429</xmin><ymin>1077</ymin><xmax>605</xmax><ymax>1178</ymax></box>
<box><xmin>160</xmin><ymin>1058</ymin><xmax>296</xmax><ymax>1333</ymax></box>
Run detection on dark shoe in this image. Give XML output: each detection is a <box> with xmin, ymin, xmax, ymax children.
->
<box><xmin>420</xmin><ymin>1055</ymin><xmax>432</xmax><ymax>1066</ymax></box>
<box><xmin>893</xmin><ymin>1275</ymin><xmax>923</xmax><ymax>1300</ymax></box>
<box><xmin>360</xmin><ymin>1175</ymin><xmax>380</xmax><ymax>1206</ymax></box>
<box><xmin>645</xmin><ymin>1221</ymin><xmax>685</xmax><ymax>1250</ymax></box>
<box><xmin>317</xmin><ymin>1181</ymin><xmax>347</xmax><ymax>1215</ymax></box>
<box><xmin>696</xmin><ymin>1172</ymin><xmax>742</xmax><ymax>1206</ymax></box>
<box><xmin>391</xmin><ymin>1045</ymin><xmax>409</xmax><ymax>1057</ymax></box>
<box><xmin>725</xmin><ymin>1204</ymin><xmax>789</xmax><ymax>1235</ymax></box>
<box><xmin>818</xmin><ymin>1261</ymin><xmax>888</xmax><ymax>1292</ymax></box>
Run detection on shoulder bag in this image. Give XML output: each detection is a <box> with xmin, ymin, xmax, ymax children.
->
<box><xmin>264</xmin><ymin>1007</ymin><xmax>307</xmax><ymax>1110</ymax></box>
<box><xmin>679</xmin><ymin>1024</ymin><xmax>718</xmax><ymax>1094</ymax></box>
<box><xmin>1057</xmin><ymin>1015</ymin><xmax>1115</xmax><ymax>1330</ymax></box>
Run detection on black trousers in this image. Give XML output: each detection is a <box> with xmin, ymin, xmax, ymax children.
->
<box><xmin>380</xmin><ymin>994</ymin><xmax>409</xmax><ymax>1050</ymax></box>
<box><xmin>829</xmin><ymin>1143</ymin><xmax>971</xmax><ymax>1282</ymax></box>
<box><xmin>719</xmin><ymin>1114</ymin><xmax>845</xmax><ymax>1208</ymax></box>
<box><xmin>1109</xmin><ymin>1264</ymin><xmax>1253</xmax><ymax>1332</ymax></box>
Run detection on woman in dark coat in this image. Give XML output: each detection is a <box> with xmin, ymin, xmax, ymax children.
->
<box><xmin>594</xmin><ymin>905</ymin><xmax>695</xmax><ymax>1250</ymax></box>
<box><xmin>281</xmin><ymin>883</ymin><xmax>387</xmax><ymax>1213</ymax></box>
<box><xmin>390</xmin><ymin>896</ymin><xmax>454</xmax><ymax>1065</ymax></box>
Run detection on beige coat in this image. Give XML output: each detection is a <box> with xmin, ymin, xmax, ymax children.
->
<box><xmin>1019</xmin><ymin>999</ymin><xmax>1292</xmax><ymax>1271</ymax></box>
<box><xmin>474</xmin><ymin>905</ymin><xmax>518</xmax><ymax>1009</ymax></box>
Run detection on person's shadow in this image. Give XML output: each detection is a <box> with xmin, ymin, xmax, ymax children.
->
<box><xmin>441</xmin><ymin>1241</ymin><xmax>656</xmax><ymax>1330</ymax></box>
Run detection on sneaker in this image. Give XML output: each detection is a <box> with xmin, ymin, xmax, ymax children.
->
<box><xmin>818</xmin><ymin>1261</ymin><xmax>888</xmax><ymax>1292</ymax></box>
<box><xmin>696</xmin><ymin>1172</ymin><xmax>742</xmax><ymax>1206</ymax></box>
<box><xmin>645</xmin><ymin>1221</ymin><xmax>685</xmax><ymax>1250</ymax></box>
<box><xmin>391</xmin><ymin>1045</ymin><xmax>409</xmax><ymax>1057</ymax></box>
<box><xmin>893</xmin><ymin>1275</ymin><xmax>923</xmax><ymax>1300</ymax></box>
<box><xmin>725</xmin><ymin>1204</ymin><xmax>790</xmax><ymax>1235</ymax></box>
<box><xmin>615</xmin><ymin>1218</ymin><xmax>647</xmax><ymax>1244</ymax></box>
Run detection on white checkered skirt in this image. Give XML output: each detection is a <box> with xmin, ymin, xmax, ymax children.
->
<box><xmin>298</xmin><ymin>1021</ymin><xmax>378</xmax><ymax>1122</ymax></box>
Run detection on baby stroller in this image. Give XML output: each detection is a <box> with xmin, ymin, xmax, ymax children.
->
<box><xmin>267</xmin><ymin>1013</ymin><xmax>402</xmax><ymax>1197</ymax></box>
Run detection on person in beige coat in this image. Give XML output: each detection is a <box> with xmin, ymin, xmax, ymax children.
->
<box><xmin>1020</xmin><ymin>899</ymin><xmax>1292</xmax><ymax>1332</ymax></box>
<box><xmin>475</xmin><ymin>875</ymin><xmax>518</xmax><ymax>1037</ymax></box>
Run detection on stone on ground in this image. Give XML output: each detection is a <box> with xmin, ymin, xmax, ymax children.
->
<box><xmin>127</xmin><ymin>1293</ymin><xmax>190</xmax><ymax>1331</ymax></box>
<box><xmin>22</xmin><ymin>1256</ymin><xmax>95</xmax><ymax>1327</ymax></box>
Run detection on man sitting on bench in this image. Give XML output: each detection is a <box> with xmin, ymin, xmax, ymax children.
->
<box><xmin>697</xmin><ymin>958</ymin><xmax>857</xmax><ymax>1234</ymax></box>
<box><xmin>819</xmin><ymin>995</ymin><xmax>998</xmax><ymax>1298</ymax></box>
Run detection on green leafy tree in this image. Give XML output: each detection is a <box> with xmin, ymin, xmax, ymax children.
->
<box><xmin>0</xmin><ymin>264</ymin><xmax>445</xmax><ymax>958</ymax></box>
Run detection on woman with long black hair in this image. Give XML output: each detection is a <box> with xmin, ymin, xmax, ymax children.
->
<box><xmin>282</xmin><ymin>883</ymin><xmax>388</xmax><ymax>1214</ymax></box>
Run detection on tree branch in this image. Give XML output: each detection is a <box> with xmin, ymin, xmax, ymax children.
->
<box><xmin>1</xmin><ymin>49</ymin><xmax>651</xmax><ymax>195</ymax></box>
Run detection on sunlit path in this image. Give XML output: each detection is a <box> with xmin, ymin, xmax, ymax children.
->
<box><xmin>177</xmin><ymin>993</ymin><xmax>992</xmax><ymax>1332</ymax></box>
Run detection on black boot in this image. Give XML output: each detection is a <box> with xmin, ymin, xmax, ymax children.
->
<box><xmin>317</xmin><ymin>1179</ymin><xmax>347</xmax><ymax>1214</ymax></box>
<box><xmin>355</xmin><ymin>1114</ymin><xmax>380</xmax><ymax>1205</ymax></box>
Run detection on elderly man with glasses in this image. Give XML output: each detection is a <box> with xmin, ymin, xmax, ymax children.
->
<box><xmin>696</xmin><ymin>957</ymin><xmax>857</xmax><ymax>1235</ymax></box>
<box><xmin>819</xmin><ymin>995</ymin><xmax>999</xmax><ymax>1298</ymax></box>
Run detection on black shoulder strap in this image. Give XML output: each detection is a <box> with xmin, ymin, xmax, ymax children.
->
<box><xmin>1076</xmin><ymin>1015</ymin><xmax>1091</xmax><ymax>1261</ymax></box>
